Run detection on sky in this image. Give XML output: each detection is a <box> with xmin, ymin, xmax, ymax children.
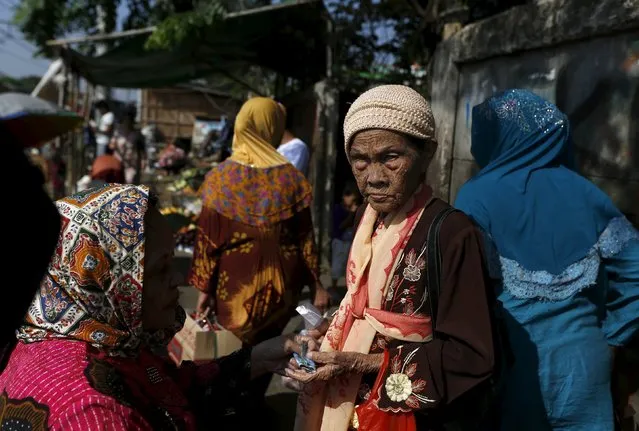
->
<box><xmin>0</xmin><ymin>2</ymin><xmax>51</xmax><ymax>77</ymax></box>
<box><xmin>0</xmin><ymin>2</ymin><xmax>135</xmax><ymax>100</ymax></box>
<box><xmin>0</xmin><ymin>1</ymin><xmax>132</xmax><ymax>79</ymax></box>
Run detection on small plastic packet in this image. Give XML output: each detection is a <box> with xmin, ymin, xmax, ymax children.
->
<box><xmin>296</xmin><ymin>302</ymin><xmax>324</xmax><ymax>330</ymax></box>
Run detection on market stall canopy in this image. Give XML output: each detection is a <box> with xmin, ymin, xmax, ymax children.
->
<box><xmin>60</xmin><ymin>0</ymin><xmax>329</xmax><ymax>89</ymax></box>
<box><xmin>0</xmin><ymin>92</ymin><xmax>82</xmax><ymax>147</ymax></box>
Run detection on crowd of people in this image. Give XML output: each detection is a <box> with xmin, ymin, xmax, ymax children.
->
<box><xmin>0</xmin><ymin>84</ymin><xmax>637</xmax><ymax>431</ymax></box>
<box><xmin>77</xmin><ymin>101</ymin><xmax>148</xmax><ymax>191</ymax></box>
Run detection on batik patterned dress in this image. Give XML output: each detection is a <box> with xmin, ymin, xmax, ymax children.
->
<box><xmin>189</xmin><ymin>160</ymin><xmax>319</xmax><ymax>345</ymax></box>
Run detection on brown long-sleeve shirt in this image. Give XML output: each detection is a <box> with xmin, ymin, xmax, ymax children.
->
<box><xmin>360</xmin><ymin>198</ymin><xmax>496</xmax><ymax>429</ymax></box>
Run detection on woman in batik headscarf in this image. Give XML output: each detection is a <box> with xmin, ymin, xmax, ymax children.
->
<box><xmin>455</xmin><ymin>89</ymin><xmax>639</xmax><ymax>430</ymax></box>
<box><xmin>289</xmin><ymin>85</ymin><xmax>496</xmax><ymax>431</ymax></box>
<box><xmin>0</xmin><ymin>184</ymin><xmax>312</xmax><ymax>430</ymax></box>
<box><xmin>190</xmin><ymin>97</ymin><xmax>328</xmax><ymax>346</ymax></box>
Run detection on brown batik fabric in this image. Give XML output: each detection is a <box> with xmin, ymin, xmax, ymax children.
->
<box><xmin>189</xmin><ymin>206</ymin><xmax>318</xmax><ymax>345</ymax></box>
<box><xmin>189</xmin><ymin>162</ymin><xmax>318</xmax><ymax>345</ymax></box>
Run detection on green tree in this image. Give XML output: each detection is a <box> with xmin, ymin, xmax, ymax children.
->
<box><xmin>0</xmin><ymin>74</ymin><xmax>41</xmax><ymax>92</ymax></box>
<box><xmin>11</xmin><ymin>0</ymin><xmax>526</xmax><ymax>95</ymax></box>
<box><xmin>12</xmin><ymin>0</ymin><xmax>120</xmax><ymax>56</ymax></box>
<box><xmin>324</xmin><ymin>0</ymin><xmax>436</xmax><ymax>94</ymax></box>
<box><xmin>11</xmin><ymin>0</ymin><xmax>272</xmax><ymax>56</ymax></box>
<box><xmin>325</xmin><ymin>0</ymin><xmax>528</xmax><ymax>94</ymax></box>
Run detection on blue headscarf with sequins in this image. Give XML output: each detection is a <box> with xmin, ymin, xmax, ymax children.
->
<box><xmin>455</xmin><ymin>89</ymin><xmax>621</xmax><ymax>275</ymax></box>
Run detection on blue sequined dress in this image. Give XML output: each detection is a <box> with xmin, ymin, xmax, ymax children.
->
<box><xmin>488</xmin><ymin>217</ymin><xmax>639</xmax><ymax>430</ymax></box>
<box><xmin>454</xmin><ymin>90</ymin><xmax>639</xmax><ymax>431</ymax></box>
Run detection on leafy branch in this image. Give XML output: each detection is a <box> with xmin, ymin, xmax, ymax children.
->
<box><xmin>144</xmin><ymin>1</ymin><xmax>227</xmax><ymax>50</ymax></box>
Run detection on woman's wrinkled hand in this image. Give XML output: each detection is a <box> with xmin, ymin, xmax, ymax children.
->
<box><xmin>280</xmin><ymin>358</ymin><xmax>305</xmax><ymax>392</ymax></box>
<box><xmin>250</xmin><ymin>334</ymin><xmax>320</xmax><ymax>380</ymax></box>
<box><xmin>285</xmin><ymin>351</ymin><xmax>383</xmax><ymax>384</ymax></box>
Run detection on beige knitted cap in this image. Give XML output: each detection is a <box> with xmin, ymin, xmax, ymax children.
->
<box><xmin>343</xmin><ymin>85</ymin><xmax>436</xmax><ymax>158</ymax></box>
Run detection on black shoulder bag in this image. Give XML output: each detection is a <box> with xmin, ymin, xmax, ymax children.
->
<box><xmin>426</xmin><ymin>207</ymin><xmax>458</xmax><ymax>324</ymax></box>
<box><xmin>422</xmin><ymin>207</ymin><xmax>503</xmax><ymax>431</ymax></box>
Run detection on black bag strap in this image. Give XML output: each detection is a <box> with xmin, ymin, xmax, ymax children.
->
<box><xmin>426</xmin><ymin>207</ymin><xmax>458</xmax><ymax>325</ymax></box>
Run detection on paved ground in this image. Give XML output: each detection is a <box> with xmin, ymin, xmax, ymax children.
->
<box><xmin>178</xmin><ymin>285</ymin><xmax>310</xmax><ymax>430</ymax></box>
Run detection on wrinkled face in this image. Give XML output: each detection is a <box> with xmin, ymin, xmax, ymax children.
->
<box><xmin>142</xmin><ymin>207</ymin><xmax>182</xmax><ymax>331</ymax></box>
<box><xmin>349</xmin><ymin>129</ymin><xmax>432</xmax><ymax>214</ymax></box>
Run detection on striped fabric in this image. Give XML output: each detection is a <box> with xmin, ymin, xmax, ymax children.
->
<box><xmin>0</xmin><ymin>341</ymin><xmax>152</xmax><ymax>430</ymax></box>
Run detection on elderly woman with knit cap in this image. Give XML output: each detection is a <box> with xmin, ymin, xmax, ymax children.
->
<box><xmin>288</xmin><ymin>86</ymin><xmax>496</xmax><ymax>431</ymax></box>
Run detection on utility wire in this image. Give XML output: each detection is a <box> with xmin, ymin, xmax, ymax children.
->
<box><xmin>0</xmin><ymin>28</ymin><xmax>35</xmax><ymax>53</ymax></box>
<box><xmin>0</xmin><ymin>46</ymin><xmax>35</xmax><ymax>65</ymax></box>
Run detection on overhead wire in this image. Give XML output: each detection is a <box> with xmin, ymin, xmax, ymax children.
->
<box><xmin>0</xmin><ymin>46</ymin><xmax>36</xmax><ymax>65</ymax></box>
<box><xmin>0</xmin><ymin>28</ymin><xmax>36</xmax><ymax>53</ymax></box>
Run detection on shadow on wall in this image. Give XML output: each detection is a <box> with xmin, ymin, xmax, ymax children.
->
<box><xmin>631</xmin><ymin>84</ymin><xmax>639</xmax><ymax>181</ymax></box>
<box><xmin>554</xmin><ymin>53</ymin><xmax>639</xmax><ymax>222</ymax></box>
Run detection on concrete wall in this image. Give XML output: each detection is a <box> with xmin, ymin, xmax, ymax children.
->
<box><xmin>428</xmin><ymin>0</ymin><xmax>639</xmax><ymax>225</ymax></box>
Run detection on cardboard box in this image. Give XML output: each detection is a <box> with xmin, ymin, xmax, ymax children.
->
<box><xmin>168</xmin><ymin>311</ymin><xmax>242</xmax><ymax>365</ymax></box>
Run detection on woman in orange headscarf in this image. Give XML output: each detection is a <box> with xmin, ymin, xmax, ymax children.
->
<box><xmin>91</xmin><ymin>153</ymin><xmax>125</xmax><ymax>184</ymax></box>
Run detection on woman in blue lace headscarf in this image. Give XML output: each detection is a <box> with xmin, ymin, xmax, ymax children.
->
<box><xmin>455</xmin><ymin>89</ymin><xmax>639</xmax><ymax>430</ymax></box>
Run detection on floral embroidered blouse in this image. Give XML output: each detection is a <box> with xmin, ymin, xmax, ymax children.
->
<box><xmin>357</xmin><ymin>198</ymin><xmax>495</xmax><ymax>429</ymax></box>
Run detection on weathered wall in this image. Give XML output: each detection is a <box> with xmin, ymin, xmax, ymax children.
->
<box><xmin>429</xmin><ymin>0</ymin><xmax>639</xmax><ymax>225</ymax></box>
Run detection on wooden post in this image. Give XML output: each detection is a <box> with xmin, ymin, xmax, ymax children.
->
<box><xmin>54</xmin><ymin>51</ymin><xmax>71</xmax><ymax>198</ymax></box>
<box><xmin>312</xmin><ymin>80</ymin><xmax>339</xmax><ymax>278</ymax></box>
<box><xmin>174</xmin><ymin>93</ymin><xmax>180</xmax><ymax>140</ymax></box>
<box><xmin>141</xmin><ymin>89</ymin><xmax>148</xmax><ymax>128</ymax></box>
<box><xmin>71</xmin><ymin>72</ymin><xmax>82</xmax><ymax>193</ymax></box>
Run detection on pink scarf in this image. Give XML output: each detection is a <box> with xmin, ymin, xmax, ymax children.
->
<box><xmin>296</xmin><ymin>185</ymin><xmax>434</xmax><ymax>431</ymax></box>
